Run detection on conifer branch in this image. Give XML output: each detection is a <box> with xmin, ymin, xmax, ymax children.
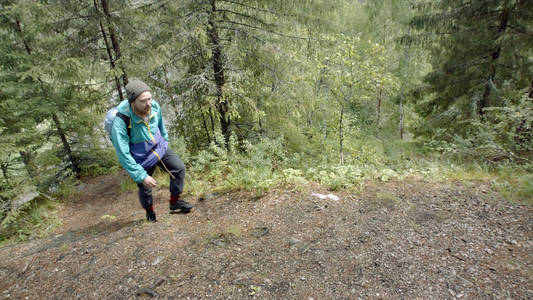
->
<box><xmin>218</xmin><ymin>26</ymin><xmax>266</xmax><ymax>43</ymax></box>
<box><xmin>215</xmin><ymin>9</ymin><xmax>274</xmax><ymax>28</ymax></box>
<box><xmin>215</xmin><ymin>19</ymin><xmax>307</xmax><ymax>40</ymax></box>
<box><xmin>218</xmin><ymin>0</ymin><xmax>296</xmax><ymax>17</ymax></box>
<box><xmin>506</xmin><ymin>25</ymin><xmax>533</xmax><ymax>36</ymax></box>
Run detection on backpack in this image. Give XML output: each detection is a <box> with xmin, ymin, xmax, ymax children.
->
<box><xmin>104</xmin><ymin>107</ymin><xmax>131</xmax><ymax>141</ymax></box>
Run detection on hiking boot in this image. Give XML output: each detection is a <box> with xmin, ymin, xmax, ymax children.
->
<box><xmin>170</xmin><ymin>200</ymin><xmax>193</xmax><ymax>213</ymax></box>
<box><xmin>146</xmin><ymin>211</ymin><xmax>157</xmax><ymax>222</ymax></box>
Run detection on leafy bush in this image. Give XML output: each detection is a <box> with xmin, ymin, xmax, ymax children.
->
<box><xmin>187</xmin><ymin>133</ymin><xmax>286</xmax><ymax>195</ymax></box>
<box><xmin>306</xmin><ymin>165</ymin><xmax>363</xmax><ymax>190</ymax></box>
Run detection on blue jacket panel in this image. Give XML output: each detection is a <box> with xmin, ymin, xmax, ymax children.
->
<box><xmin>111</xmin><ymin>99</ymin><xmax>169</xmax><ymax>183</ymax></box>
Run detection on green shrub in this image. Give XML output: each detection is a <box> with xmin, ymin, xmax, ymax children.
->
<box><xmin>52</xmin><ymin>177</ymin><xmax>81</xmax><ymax>199</ymax></box>
<box><xmin>186</xmin><ymin>134</ymin><xmax>286</xmax><ymax>194</ymax></box>
<box><xmin>306</xmin><ymin>164</ymin><xmax>364</xmax><ymax>190</ymax></box>
<box><xmin>0</xmin><ymin>196</ymin><xmax>61</xmax><ymax>245</ymax></box>
<box><xmin>77</xmin><ymin>148</ymin><xmax>119</xmax><ymax>177</ymax></box>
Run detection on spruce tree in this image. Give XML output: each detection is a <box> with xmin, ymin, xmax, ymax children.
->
<box><xmin>409</xmin><ymin>0</ymin><xmax>533</xmax><ymax>139</ymax></box>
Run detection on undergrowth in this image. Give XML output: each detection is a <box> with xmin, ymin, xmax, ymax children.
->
<box><xmin>3</xmin><ymin>132</ymin><xmax>530</xmax><ymax>246</ymax></box>
<box><xmin>0</xmin><ymin>196</ymin><xmax>61</xmax><ymax>246</ymax></box>
<box><xmin>182</xmin><ymin>133</ymin><xmax>532</xmax><ymax>204</ymax></box>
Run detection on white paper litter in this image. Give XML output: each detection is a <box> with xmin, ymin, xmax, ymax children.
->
<box><xmin>311</xmin><ymin>193</ymin><xmax>339</xmax><ymax>201</ymax></box>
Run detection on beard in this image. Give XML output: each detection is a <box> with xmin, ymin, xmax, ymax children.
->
<box><xmin>133</xmin><ymin>104</ymin><xmax>151</xmax><ymax>117</ymax></box>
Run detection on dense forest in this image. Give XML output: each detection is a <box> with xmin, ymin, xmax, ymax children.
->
<box><xmin>0</xmin><ymin>0</ymin><xmax>531</xmax><ymax>241</ymax></box>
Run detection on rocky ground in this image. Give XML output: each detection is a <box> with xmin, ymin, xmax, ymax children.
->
<box><xmin>0</xmin><ymin>174</ymin><xmax>531</xmax><ymax>299</ymax></box>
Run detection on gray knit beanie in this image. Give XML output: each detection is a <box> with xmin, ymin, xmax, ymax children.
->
<box><xmin>125</xmin><ymin>79</ymin><xmax>151</xmax><ymax>103</ymax></box>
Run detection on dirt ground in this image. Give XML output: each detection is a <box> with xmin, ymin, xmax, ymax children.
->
<box><xmin>0</xmin><ymin>173</ymin><xmax>532</xmax><ymax>299</ymax></box>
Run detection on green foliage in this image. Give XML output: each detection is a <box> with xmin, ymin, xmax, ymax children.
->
<box><xmin>409</xmin><ymin>0</ymin><xmax>533</xmax><ymax>142</ymax></box>
<box><xmin>493</xmin><ymin>173</ymin><xmax>533</xmax><ymax>205</ymax></box>
<box><xmin>418</xmin><ymin>93</ymin><xmax>533</xmax><ymax>164</ymax></box>
<box><xmin>51</xmin><ymin>177</ymin><xmax>81</xmax><ymax>199</ymax></box>
<box><xmin>306</xmin><ymin>165</ymin><xmax>364</xmax><ymax>191</ymax></box>
<box><xmin>78</xmin><ymin>148</ymin><xmax>120</xmax><ymax>177</ymax></box>
<box><xmin>0</xmin><ymin>197</ymin><xmax>61</xmax><ymax>245</ymax></box>
<box><xmin>120</xmin><ymin>176</ymin><xmax>138</xmax><ymax>192</ymax></box>
<box><xmin>1</xmin><ymin>0</ymin><xmax>531</xmax><ymax>247</ymax></box>
<box><xmin>187</xmin><ymin>133</ymin><xmax>286</xmax><ymax>195</ymax></box>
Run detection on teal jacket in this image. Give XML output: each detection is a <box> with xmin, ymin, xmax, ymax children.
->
<box><xmin>111</xmin><ymin>99</ymin><xmax>169</xmax><ymax>183</ymax></box>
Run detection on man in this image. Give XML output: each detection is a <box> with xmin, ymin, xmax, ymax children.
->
<box><xmin>111</xmin><ymin>79</ymin><xmax>193</xmax><ymax>222</ymax></box>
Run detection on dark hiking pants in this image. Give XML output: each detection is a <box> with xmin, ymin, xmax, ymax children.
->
<box><xmin>137</xmin><ymin>148</ymin><xmax>185</xmax><ymax>211</ymax></box>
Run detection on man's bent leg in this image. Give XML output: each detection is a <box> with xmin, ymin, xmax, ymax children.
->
<box><xmin>159</xmin><ymin>148</ymin><xmax>192</xmax><ymax>212</ymax></box>
<box><xmin>159</xmin><ymin>148</ymin><xmax>185</xmax><ymax>195</ymax></box>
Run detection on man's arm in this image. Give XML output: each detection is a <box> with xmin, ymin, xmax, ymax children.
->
<box><xmin>111</xmin><ymin>117</ymin><xmax>148</xmax><ymax>183</ymax></box>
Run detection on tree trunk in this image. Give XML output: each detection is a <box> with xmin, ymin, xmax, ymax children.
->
<box><xmin>51</xmin><ymin>112</ymin><xmax>81</xmax><ymax>176</ymax></box>
<box><xmin>339</xmin><ymin>106</ymin><xmax>344</xmax><ymax>166</ymax></box>
<box><xmin>479</xmin><ymin>7</ymin><xmax>510</xmax><ymax>117</ymax></box>
<box><xmin>1</xmin><ymin>156</ymin><xmax>12</xmax><ymax>187</ymax></box>
<box><xmin>1</xmin><ymin>166</ymin><xmax>10</xmax><ymax>187</ymax></box>
<box><xmin>201</xmin><ymin>110</ymin><xmax>212</xmax><ymax>143</ymax></box>
<box><xmin>399</xmin><ymin>27</ymin><xmax>411</xmax><ymax>140</ymax></box>
<box><xmin>16</xmin><ymin>18</ymin><xmax>80</xmax><ymax>176</ymax></box>
<box><xmin>209</xmin><ymin>107</ymin><xmax>216</xmax><ymax>134</ymax></box>
<box><xmin>101</xmin><ymin>0</ymin><xmax>128</xmax><ymax>87</ymax></box>
<box><xmin>94</xmin><ymin>0</ymin><xmax>124</xmax><ymax>101</ymax></box>
<box><xmin>376</xmin><ymin>86</ymin><xmax>382</xmax><ymax>138</ymax></box>
<box><xmin>20</xmin><ymin>150</ymin><xmax>37</xmax><ymax>179</ymax></box>
<box><xmin>399</xmin><ymin>100</ymin><xmax>404</xmax><ymax>139</ymax></box>
<box><xmin>15</xmin><ymin>19</ymin><xmax>32</xmax><ymax>55</ymax></box>
<box><xmin>14</xmin><ymin>21</ymin><xmax>38</xmax><ymax>182</ymax></box>
<box><xmin>528</xmin><ymin>79</ymin><xmax>533</xmax><ymax>99</ymax></box>
<box><xmin>207</xmin><ymin>0</ymin><xmax>231</xmax><ymax>149</ymax></box>
<box><xmin>191</xmin><ymin>122</ymin><xmax>199</xmax><ymax>149</ymax></box>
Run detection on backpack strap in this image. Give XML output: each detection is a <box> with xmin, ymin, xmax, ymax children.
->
<box><xmin>115</xmin><ymin>112</ymin><xmax>131</xmax><ymax>138</ymax></box>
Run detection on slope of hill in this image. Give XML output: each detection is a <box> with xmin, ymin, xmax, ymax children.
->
<box><xmin>0</xmin><ymin>174</ymin><xmax>531</xmax><ymax>299</ymax></box>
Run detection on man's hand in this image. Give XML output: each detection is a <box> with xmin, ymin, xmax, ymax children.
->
<box><xmin>142</xmin><ymin>176</ymin><xmax>158</xmax><ymax>188</ymax></box>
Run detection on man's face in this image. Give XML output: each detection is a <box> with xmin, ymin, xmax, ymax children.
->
<box><xmin>132</xmin><ymin>91</ymin><xmax>152</xmax><ymax>117</ymax></box>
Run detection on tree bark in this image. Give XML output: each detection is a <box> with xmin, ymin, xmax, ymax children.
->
<box><xmin>191</xmin><ymin>122</ymin><xmax>199</xmax><ymax>149</ymax></box>
<box><xmin>209</xmin><ymin>107</ymin><xmax>216</xmax><ymax>134</ymax></box>
<box><xmin>398</xmin><ymin>27</ymin><xmax>411</xmax><ymax>140</ymax></box>
<box><xmin>376</xmin><ymin>86</ymin><xmax>382</xmax><ymax>138</ymax></box>
<box><xmin>208</xmin><ymin>0</ymin><xmax>231</xmax><ymax>149</ymax></box>
<box><xmin>15</xmin><ymin>19</ymin><xmax>32</xmax><ymax>55</ymax></box>
<box><xmin>94</xmin><ymin>0</ymin><xmax>124</xmax><ymax>101</ymax></box>
<box><xmin>479</xmin><ymin>7</ymin><xmax>510</xmax><ymax>116</ymax></box>
<box><xmin>201</xmin><ymin>110</ymin><xmax>212</xmax><ymax>143</ymax></box>
<box><xmin>101</xmin><ymin>0</ymin><xmax>128</xmax><ymax>86</ymax></box>
<box><xmin>51</xmin><ymin>112</ymin><xmax>81</xmax><ymax>176</ymax></box>
<box><xmin>528</xmin><ymin>79</ymin><xmax>533</xmax><ymax>99</ymax></box>
<box><xmin>14</xmin><ymin>21</ymin><xmax>38</xmax><ymax>182</ymax></box>
<box><xmin>339</xmin><ymin>106</ymin><xmax>344</xmax><ymax>166</ymax></box>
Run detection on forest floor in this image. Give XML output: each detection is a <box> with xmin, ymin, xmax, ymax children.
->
<box><xmin>0</xmin><ymin>172</ymin><xmax>532</xmax><ymax>299</ymax></box>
